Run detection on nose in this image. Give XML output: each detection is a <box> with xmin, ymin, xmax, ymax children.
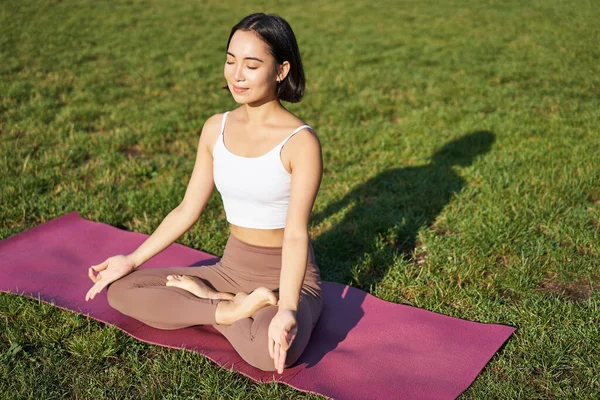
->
<box><xmin>233</xmin><ymin>64</ymin><xmax>245</xmax><ymax>82</ymax></box>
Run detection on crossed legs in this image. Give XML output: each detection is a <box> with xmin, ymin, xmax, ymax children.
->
<box><xmin>106</xmin><ymin>264</ymin><xmax>321</xmax><ymax>371</ymax></box>
<box><xmin>165</xmin><ymin>274</ymin><xmax>277</xmax><ymax>325</ymax></box>
<box><xmin>106</xmin><ymin>265</ymin><xmax>276</xmax><ymax>328</ymax></box>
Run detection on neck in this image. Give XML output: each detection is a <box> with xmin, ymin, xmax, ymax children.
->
<box><xmin>242</xmin><ymin>96</ymin><xmax>283</xmax><ymax>125</ymax></box>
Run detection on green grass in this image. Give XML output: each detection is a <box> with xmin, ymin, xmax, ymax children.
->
<box><xmin>1</xmin><ymin>0</ymin><xmax>599</xmax><ymax>398</ymax></box>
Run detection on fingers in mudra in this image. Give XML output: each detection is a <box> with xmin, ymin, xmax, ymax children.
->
<box><xmin>165</xmin><ymin>275</ymin><xmax>234</xmax><ymax>300</ymax></box>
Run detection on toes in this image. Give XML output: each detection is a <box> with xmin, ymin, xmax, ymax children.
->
<box><xmin>165</xmin><ymin>276</ymin><xmax>184</xmax><ymax>286</ymax></box>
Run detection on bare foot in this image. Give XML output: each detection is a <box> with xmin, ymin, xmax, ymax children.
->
<box><xmin>165</xmin><ymin>275</ymin><xmax>234</xmax><ymax>300</ymax></box>
<box><xmin>215</xmin><ymin>287</ymin><xmax>278</xmax><ymax>325</ymax></box>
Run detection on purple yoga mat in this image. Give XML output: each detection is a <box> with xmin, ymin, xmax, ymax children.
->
<box><xmin>0</xmin><ymin>212</ymin><xmax>514</xmax><ymax>399</ymax></box>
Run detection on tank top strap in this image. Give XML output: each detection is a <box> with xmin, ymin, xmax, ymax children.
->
<box><xmin>278</xmin><ymin>124</ymin><xmax>312</xmax><ymax>149</ymax></box>
<box><xmin>220</xmin><ymin>111</ymin><xmax>230</xmax><ymax>137</ymax></box>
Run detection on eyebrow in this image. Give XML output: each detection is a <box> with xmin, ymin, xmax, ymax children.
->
<box><xmin>226</xmin><ymin>51</ymin><xmax>264</xmax><ymax>63</ymax></box>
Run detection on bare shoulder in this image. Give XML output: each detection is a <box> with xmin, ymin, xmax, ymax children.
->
<box><xmin>283</xmin><ymin>111</ymin><xmax>320</xmax><ymax>147</ymax></box>
<box><xmin>288</xmin><ymin>122</ymin><xmax>321</xmax><ymax>153</ymax></box>
<box><xmin>284</xmin><ymin>125</ymin><xmax>322</xmax><ymax>174</ymax></box>
<box><xmin>200</xmin><ymin>113</ymin><xmax>226</xmax><ymax>153</ymax></box>
<box><xmin>276</xmin><ymin>108</ymin><xmax>319</xmax><ymax>167</ymax></box>
<box><xmin>291</xmin><ymin>126</ymin><xmax>320</xmax><ymax>150</ymax></box>
<box><xmin>202</xmin><ymin>113</ymin><xmax>225</xmax><ymax>136</ymax></box>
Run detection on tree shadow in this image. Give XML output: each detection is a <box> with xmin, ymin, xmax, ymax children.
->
<box><xmin>311</xmin><ymin>131</ymin><xmax>496</xmax><ymax>290</ymax></box>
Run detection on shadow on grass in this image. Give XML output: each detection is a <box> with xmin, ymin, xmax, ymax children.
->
<box><xmin>312</xmin><ymin>130</ymin><xmax>496</xmax><ymax>290</ymax></box>
<box><xmin>296</xmin><ymin>282</ymin><xmax>366</xmax><ymax>368</ymax></box>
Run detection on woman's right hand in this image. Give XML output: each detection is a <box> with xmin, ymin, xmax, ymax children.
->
<box><xmin>85</xmin><ymin>255</ymin><xmax>137</xmax><ymax>301</ymax></box>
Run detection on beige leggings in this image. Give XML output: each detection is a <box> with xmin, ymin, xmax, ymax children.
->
<box><xmin>106</xmin><ymin>234</ymin><xmax>322</xmax><ymax>371</ymax></box>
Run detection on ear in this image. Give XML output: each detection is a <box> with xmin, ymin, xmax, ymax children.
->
<box><xmin>276</xmin><ymin>61</ymin><xmax>291</xmax><ymax>83</ymax></box>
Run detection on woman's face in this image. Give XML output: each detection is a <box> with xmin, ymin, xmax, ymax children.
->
<box><xmin>224</xmin><ymin>30</ymin><xmax>284</xmax><ymax>105</ymax></box>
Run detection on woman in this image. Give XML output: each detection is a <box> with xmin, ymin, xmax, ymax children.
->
<box><xmin>84</xmin><ymin>13</ymin><xmax>323</xmax><ymax>374</ymax></box>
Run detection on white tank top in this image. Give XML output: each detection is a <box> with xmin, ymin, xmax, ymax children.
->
<box><xmin>212</xmin><ymin>111</ymin><xmax>312</xmax><ymax>229</ymax></box>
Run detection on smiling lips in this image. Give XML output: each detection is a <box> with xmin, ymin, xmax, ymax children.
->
<box><xmin>232</xmin><ymin>85</ymin><xmax>248</xmax><ymax>93</ymax></box>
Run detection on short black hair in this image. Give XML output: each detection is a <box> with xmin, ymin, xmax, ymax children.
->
<box><xmin>227</xmin><ymin>13</ymin><xmax>305</xmax><ymax>103</ymax></box>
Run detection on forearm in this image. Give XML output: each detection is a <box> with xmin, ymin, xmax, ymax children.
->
<box><xmin>278</xmin><ymin>235</ymin><xmax>309</xmax><ymax>311</ymax></box>
<box><xmin>128</xmin><ymin>206</ymin><xmax>198</xmax><ymax>268</ymax></box>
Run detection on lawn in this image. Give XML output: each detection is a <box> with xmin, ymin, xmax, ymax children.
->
<box><xmin>1</xmin><ymin>0</ymin><xmax>599</xmax><ymax>398</ymax></box>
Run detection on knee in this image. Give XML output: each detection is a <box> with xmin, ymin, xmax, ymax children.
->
<box><xmin>229</xmin><ymin>312</ymin><xmax>278</xmax><ymax>371</ymax></box>
<box><xmin>239</xmin><ymin>340</ymin><xmax>304</xmax><ymax>372</ymax></box>
<box><xmin>106</xmin><ymin>278</ymin><xmax>128</xmax><ymax>311</ymax></box>
<box><xmin>241</xmin><ymin>345</ymin><xmax>277</xmax><ymax>372</ymax></box>
<box><xmin>246</xmin><ymin>311</ymin><xmax>317</xmax><ymax>371</ymax></box>
<box><xmin>243</xmin><ymin>333</ymin><xmax>277</xmax><ymax>371</ymax></box>
<box><xmin>234</xmin><ymin>328</ymin><xmax>300</xmax><ymax>372</ymax></box>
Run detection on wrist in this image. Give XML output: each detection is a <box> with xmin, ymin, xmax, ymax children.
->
<box><xmin>126</xmin><ymin>253</ymin><xmax>142</xmax><ymax>269</ymax></box>
<box><xmin>277</xmin><ymin>303</ymin><xmax>298</xmax><ymax>313</ymax></box>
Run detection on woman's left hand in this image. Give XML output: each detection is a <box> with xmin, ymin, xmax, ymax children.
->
<box><xmin>268</xmin><ymin>308</ymin><xmax>298</xmax><ymax>374</ymax></box>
